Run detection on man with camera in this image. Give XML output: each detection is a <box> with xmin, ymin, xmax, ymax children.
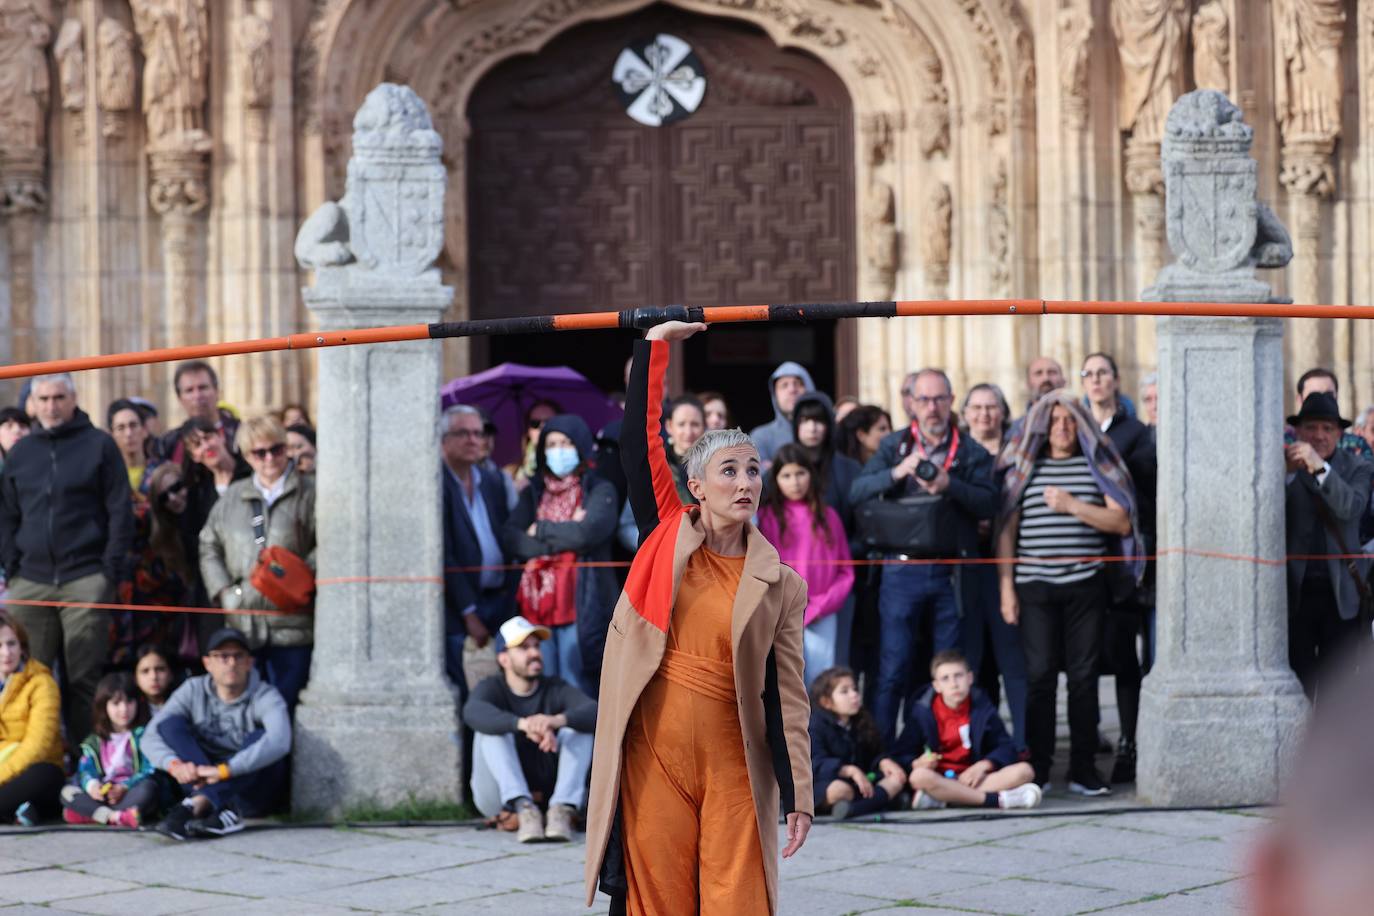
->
<box><xmin>850</xmin><ymin>369</ymin><xmax>999</xmax><ymax>744</ymax></box>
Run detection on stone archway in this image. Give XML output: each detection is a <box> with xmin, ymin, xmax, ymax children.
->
<box><xmin>299</xmin><ymin>0</ymin><xmax>1039</xmax><ymax>413</ymax></box>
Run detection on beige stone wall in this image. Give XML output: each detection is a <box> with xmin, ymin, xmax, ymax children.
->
<box><xmin>1</xmin><ymin>0</ymin><xmax>1371</xmax><ymax>422</ymax></box>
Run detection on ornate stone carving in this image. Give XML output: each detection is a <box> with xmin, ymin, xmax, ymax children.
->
<box><xmin>1279</xmin><ymin>136</ymin><xmax>1337</xmax><ymax>199</ymax></box>
<box><xmin>1144</xmin><ymin>90</ymin><xmax>1292</xmax><ymax>302</ymax></box>
<box><xmin>148</xmin><ymin>148</ymin><xmax>209</xmax><ymax>216</ymax></box>
<box><xmin>235</xmin><ymin>11</ymin><xmax>272</xmax><ymax>140</ymax></box>
<box><xmin>989</xmin><ymin>158</ymin><xmax>1010</xmax><ymax>294</ymax></box>
<box><xmin>921</xmin><ymin>182</ymin><xmax>952</xmax><ymax>289</ymax></box>
<box><xmin>296</xmin><ymin>83</ymin><xmax>446</xmax><ymax>282</ymax></box>
<box><xmin>1273</xmin><ymin>0</ymin><xmax>1344</xmax><ymax>143</ymax></box>
<box><xmin>54</xmin><ymin>18</ymin><xmax>84</xmax><ymax>113</ymax></box>
<box><xmin>1191</xmin><ymin>0</ymin><xmax>1230</xmax><ymax>94</ymax></box>
<box><xmin>0</xmin><ymin>0</ymin><xmax>54</xmax><ymax>151</ymax></box>
<box><xmin>1112</xmin><ymin>0</ymin><xmax>1190</xmax><ymax>145</ymax></box>
<box><xmin>96</xmin><ymin>18</ymin><xmax>136</xmax><ymax>138</ymax></box>
<box><xmin>295</xmin><ymin>0</ymin><xmax>340</xmax><ymax>135</ymax></box>
<box><xmin>0</xmin><ymin>146</ymin><xmax>45</xmax><ymax>215</ymax></box>
<box><xmin>1058</xmin><ymin>0</ymin><xmax>1092</xmax><ymax>130</ymax></box>
<box><xmin>131</xmin><ymin>0</ymin><xmax>211</xmax><ymax>153</ymax></box>
<box><xmin>860</xmin><ymin>112</ymin><xmax>898</xmax><ymax>299</ymax></box>
<box><xmin>911</xmin><ymin>28</ymin><xmax>949</xmax><ymax>158</ymax></box>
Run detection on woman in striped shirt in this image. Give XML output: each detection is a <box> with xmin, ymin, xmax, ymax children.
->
<box><xmin>995</xmin><ymin>394</ymin><xmax>1136</xmax><ymax>798</ymax></box>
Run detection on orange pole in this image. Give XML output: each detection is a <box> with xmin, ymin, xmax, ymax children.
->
<box><xmin>2</xmin><ymin>297</ymin><xmax>1371</xmax><ymax>381</ymax></box>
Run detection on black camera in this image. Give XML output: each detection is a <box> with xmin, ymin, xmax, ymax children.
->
<box><xmin>914</xmin><ymin>459</ymin><xmax>938</xmax><ymax>482</ymax></box>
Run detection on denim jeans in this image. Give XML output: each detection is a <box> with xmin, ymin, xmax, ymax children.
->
<box><xmin>803</xmin><ymin>612</ymin><xmax>840</xmax><ymax>688</ymax></box>
<box><xmin>874</xmin><ymin>563</ymin><xmax>960</xmax><ymax>744</ymax></box>
<box><xmin>541</xmin><ymin>623</ymin><xmax>585</xmax><ymax>695</ymax></box>
<box><xmin>256</xmin><ymin>646</ymin><xmax>312</xmax><ymax>713</ymax></box>
<box><xmin>962</xmin><ymin>566</ymin><xmax>1028</xmax><ymax>750</ymax></box>
<box><xmin>470</xmin><ymin>728</ymin><xmax>594</xmax><ymax>817</ymax></box>
<box><xmin>155</xmin><ymin>714</ymin><xmax>287</xmax><ymax>816</ymax></box>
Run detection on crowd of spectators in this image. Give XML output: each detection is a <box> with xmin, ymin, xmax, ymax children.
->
<box><xmin>0</xmin><ymin>341</ymin><xmax>1367</xmax><ymax>839</ymax></box>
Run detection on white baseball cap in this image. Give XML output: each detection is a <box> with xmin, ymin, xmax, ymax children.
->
<box><xmin>496</xmin><ymin>616</ymin><xmax>552</xmax><ymax>651</ymax></box>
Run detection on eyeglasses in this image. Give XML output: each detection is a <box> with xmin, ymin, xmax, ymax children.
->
<box><xmin>206</xmin><ymin>650</ymin><xmax>249</xmax><ymax>664</ymax></box>
<box><xmin>249</xmin><ymin>443</ymin><xmax>286</xmax><ymax>460</ymax></box>
<box><xmin>913</xmin><ymin>395</ymin><xmax>953</xmax><ymax>408</ymax></box>
<box><xmin>1080</xmin><ymin>369</ymin><xmax>1114</xmax><ymax>380</ymax></box>
<box><xmin>157</xmin><ymin>480</ymin><xmax>187</xmax><ymax>505</ymax></box>
<box><xmin>527</xmin><ymin>418</ymin><xmax>548</xmax><ymax>430</ymax></box>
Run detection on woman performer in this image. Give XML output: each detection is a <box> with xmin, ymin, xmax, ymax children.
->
<box><xmin>585</xmin><ymin>321</ymin><xmax>814</xmax><ymax>915</ymax></box>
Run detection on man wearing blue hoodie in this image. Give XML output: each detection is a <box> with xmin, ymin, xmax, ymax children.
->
<box><xmin>749</xmin><ymin>361</ymin><xmax>815</xmax><ymax>466</ymax></box>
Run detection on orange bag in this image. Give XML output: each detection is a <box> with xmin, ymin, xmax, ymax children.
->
<box><xmin>249</xmin><ymin>498</ymin><xmax>314</xmax><ymax>612</ymax></box>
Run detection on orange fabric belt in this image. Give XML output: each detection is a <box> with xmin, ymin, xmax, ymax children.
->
<box><xmin>657</xmin><ymin>648</ymin><xmax>736</xmax><ymax>705</ymax></box>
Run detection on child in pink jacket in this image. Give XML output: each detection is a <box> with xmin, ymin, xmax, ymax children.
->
<box><xmin>759</xmin><ymin>444</ymin><xmax>855</xmax><ymax>686</ymax></box>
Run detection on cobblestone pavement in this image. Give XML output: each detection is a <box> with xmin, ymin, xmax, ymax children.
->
<box><xmin>0</xmin><ymin>678</ymin><xmax>1265</xmax><ymax>915</ymax></box>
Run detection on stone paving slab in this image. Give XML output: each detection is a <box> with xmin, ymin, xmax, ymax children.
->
<box><xmin>0</xmin><ymin>806</ymin><xmax>1264</xmax><ymax>915</ymax></box>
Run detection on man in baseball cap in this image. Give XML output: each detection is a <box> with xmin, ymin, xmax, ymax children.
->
<box><xmin>463</xmin><ymin>616</ymin><xmax>597</xmax><ymax>843</ymax></box>
<box><xmin>141</xmin><ymin>627</ymin><xmax>291</xmax><ymax>840</ymax></box>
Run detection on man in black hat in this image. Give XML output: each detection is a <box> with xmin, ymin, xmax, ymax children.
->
<box><xmin>1285</xmin><ymin>392</ymin><xmax>1373</xmax><ymax>698</ymax></box>
<box><xmin>141</xmin><ymin>627</ymin><xmax>291</xmax><ymax>839</ymax></box>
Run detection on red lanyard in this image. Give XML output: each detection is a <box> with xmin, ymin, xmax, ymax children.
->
<box><xmin>909</xmin><ymin>424</ymin><xmax>959</xmax><ymax>470</ymax></box>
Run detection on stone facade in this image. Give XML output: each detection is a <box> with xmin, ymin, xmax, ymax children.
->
<box><xmin>3</xmin><ymin>0</ymin><xmax>1374</xmax><ymax>418</ymax></box>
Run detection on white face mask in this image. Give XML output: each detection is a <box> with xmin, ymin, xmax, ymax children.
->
<box><xmin>544</xmin><ymin>445</ymin><xmax>580</xmax><ymax>478</ymax></box>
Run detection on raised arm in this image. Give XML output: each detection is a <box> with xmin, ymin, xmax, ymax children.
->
<box><xmin>621</xmin><ymin>323</ymin><xmax>707</xmax><ymax>543</ymax></box>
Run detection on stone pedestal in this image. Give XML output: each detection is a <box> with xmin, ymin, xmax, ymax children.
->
<box><xmin>1137</xmin><ymin>90</ymin><xmax>1307</xmax><ymax>806</ymax></box>
<box><xmin>1137</xmin><ymin>317</ymin><xmax>1307</xmax><ymax>805</ymax></box>
<box><xmin>291</xmin><ymin>84</ymin><xmax>460</xmax><ymax>816</ymax></box>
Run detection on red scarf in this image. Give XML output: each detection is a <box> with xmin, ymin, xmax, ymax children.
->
<box><xmin>517</xmin><ymin>473</ymin><xmax>582</xmax><ymax>627</ymax></box>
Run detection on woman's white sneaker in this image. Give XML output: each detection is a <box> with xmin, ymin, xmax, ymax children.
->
<box><xmin>998</xmin><ymin>783</ymin><xmax>1043</xmax><ymax>809</ymax></box>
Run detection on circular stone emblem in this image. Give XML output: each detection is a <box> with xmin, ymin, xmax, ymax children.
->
<box><xmin>612</xmin><ymin>33</ymin><xmax>707</xmax><ymax>127</ymax></box>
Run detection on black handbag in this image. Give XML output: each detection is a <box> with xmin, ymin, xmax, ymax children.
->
<box><xmin>1313</xmin><ymin>495</ymin><xmax>1374</xmax><ymax>638</ymax></box>
<box><xmin>854</xmin><ymin>493</ymin><xmax>959</xmax><ymax>557</ymax></box>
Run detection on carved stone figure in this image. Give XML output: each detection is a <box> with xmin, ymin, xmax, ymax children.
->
<box><xmin>54</xmin><ymin>18</ymin><xmax>84</xmax><ymax>112</ymax></box>
<box><xmin>1058</xmin><ymin>0</ymin><xmax>1092</xmax><ymax>129</ymax></box>
<box><xmin>96</xmin><ymin>18</ymin><xmax>136</xmax><ymax>138</ymax></box>
<box><xmin>1191</xmin><ymin>0</ymin><xmax>1230</xmax><ymax>94</ymax></box>
<box><xmin>131</xmin><ymin>0</ymin><xmax>210</xmax><ymax>151</ymax></box>
<box><xmin>859</xmin><ymin>112</ymin><xmax>898</xmax><ymax>298</ymax></box>
<box><xmin>1273</xmin><ymin>0</ymin><xmax>1344</xmax><ymax>142</ymax></box>
<box><xmin>1144</xmin><ymin>90</ymin><xmax>1293</xmax><ymax>303</ymax></box>
<box><xmin>296</xmin><ymin>83</ymin><xmax>445</xmax><ymax>279</ymax></box>
<box><xmin>0</xmin><ymin>0</ymin><xmax>55</xmax><ymax>150</ymax></box>
<box><xmin>1112</xmin><ymin>0</ymin><xmax>1190</xmax><ymax>144</ymax></box>
<box><xmin>235</xmin><ymin>12</ymin><xmax>272</xmax><ymax>110</ymax></box>
<box><xmin>988</xmin><ymin>159</ymin><xmax>1010</xmax><ymax>294</ymax></box>
<box><xmin>912</xmin><ymin>35</ymin><xmax>949</xmax><ymax>158</ymax></box>
<box><xmin>921</xmin><ymin>182</ymin><xmax>952</xmax><ymax>288</ymax></box>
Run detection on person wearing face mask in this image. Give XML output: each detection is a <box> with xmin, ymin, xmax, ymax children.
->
<box><xmin>502</xmin><ymin>415</ymin><xmax>619</xmax><ymax>696</ymax></box>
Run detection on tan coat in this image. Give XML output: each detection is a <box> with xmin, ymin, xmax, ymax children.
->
<box><xmin>583</xmin><ymin>509</ymin><xmax>813</xmax><ymax>912</ymax></box>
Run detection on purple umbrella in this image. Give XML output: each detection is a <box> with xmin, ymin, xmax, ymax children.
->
<box><xmin>441</xmin><ymin>363</ymin><xmax>624</xmax><ymax>467</ymax></box>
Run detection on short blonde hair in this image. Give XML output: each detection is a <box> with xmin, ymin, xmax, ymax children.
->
<box><xmin>235</xmin><ymin>414</ymin><xmax>287</xmax><ymax>455</ymax></box>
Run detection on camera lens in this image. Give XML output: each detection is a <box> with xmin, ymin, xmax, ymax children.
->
<box><xmin>915</xmin><ymin>459</ymin><xmax>937</xmax><ymax>481</ymax></box>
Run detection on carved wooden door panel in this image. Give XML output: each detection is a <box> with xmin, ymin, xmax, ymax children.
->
<box><xmin>467</xmin><ymin>6</ymin><xmax>855</xmax><ymax>425</ymax></box>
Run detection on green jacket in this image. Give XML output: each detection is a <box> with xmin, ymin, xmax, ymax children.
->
<box><xmin>76</xmin><ymin>725</ymin><xmax>155</xmax><ymax>789</ymax></box>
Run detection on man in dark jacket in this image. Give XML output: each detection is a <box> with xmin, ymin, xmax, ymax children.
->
<box><xmin>849</xmin><ymin>368</ymin><xmax>999</xmax><ymax>744</ymax></box>
<box><xmin>442</xmin><ymin>404</ymin><xmax>516</xmax><ymax>694</ymax></box>
<box><xmin>1285</xmin><ymin>392</ymin><xmax>1373</xmax><ymax>698</ymax></box>
<box><xmin>0</xmin><ymin>373</ymin><xmax>135</xmax><ymax>739</ymax></box>
<box><xmin>463</xmin><ymin>616</ymin><xmax>597</xmax><ymax>844</ymax></box>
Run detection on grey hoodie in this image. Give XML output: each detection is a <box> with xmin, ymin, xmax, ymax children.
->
<box><xmin>142</xmin><ymin>669</ymin><xmax>291</xmax><ymax>777</ymax></box>
<box><xmin>748</xmin><ymin>360</ymin><xmax>816</xmax><ymax>464</ymax></box>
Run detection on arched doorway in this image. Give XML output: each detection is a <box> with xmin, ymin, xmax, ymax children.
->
<box><xmin>466</xmin><ymin>3</ymin><xmax>857</xmax><ymax>429</ymax></box>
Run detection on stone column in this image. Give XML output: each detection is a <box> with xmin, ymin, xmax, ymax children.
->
<box><xmin>148</xmin><ymin>148</ymin><xmax>210</xmax><ymax>348</ymax></box>
<box><xmin>1139</xmin><ymin>90</ymin><xmax>1307</xmax><ymax>806</ymax></box>
<box><xmin>0</xmin><ymin>147</ymin><xmax>47</xmax><ymax>366</ymax></box>
<box><xmin>292</xmin><ymin>84</ymin><xmax>459</xmax><ymax>816</ymax></box>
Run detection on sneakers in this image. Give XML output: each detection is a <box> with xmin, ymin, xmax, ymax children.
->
<box><xmin>912</xmin><ymin>790</ymin><xmax>946</xmax><ymax>810</ymax></box>
<box><xmin>829</xmin><ymin>799</ymin><xmax>852</xmax><ymax>821</ymax></box>
<box><xmin>112</xmin><ymin>808</ymin><xmax>141</xmax><ymax>829</ymax></box>
<box><xmin>188</xmin><ymin>806</ymin><xmax>244</xmax><ymax>838</ymax></box>
<box><xmin>1111</xmin><ymin>738</ymin><xmax>1137</xmax><ymax>784</ymax></box>
<box><xmin>62</xmin><ymin>808</ymin><xmax>96</xmax><ymax>826</ymax></box>
<box><xmin>1068</xmin><ymin>770</ymin><xmax>1113</xmax><ymax>797</ymax></box>
<box><xmin>156</xmin><ymin>801</ymin><xmax>196</xmax><ymax>841</ymax></box>
<box><xmin>997</xmin><ymin>783</ymin><xmax>1043</xmax><ymax>810</ymax></box>
<box><xmin>515</xmin><ymin>800</ymin><xmax>545</xmax><ymax>844</ymax></box>
<box><xmin>544</xmin><ymin>804</ymin><xmax>575</xmax><ymax>842</ymax></box>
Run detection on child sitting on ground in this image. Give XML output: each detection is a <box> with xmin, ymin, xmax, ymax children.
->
<box><xmin>810</xmin><ymin>667</ymin><xmax>906</xmax><ymax>819</ymax></box>
<box><xmin>60</xmin><ymin>672</ymin><xmax>159</xmax><ymax>827</ymax></box>
<box><xmin>892</xmin><ymin>650</ymin><xmax>1041</xmax><ymax>810</ymax></box>
<box><xmin>134</xmin><ymin>643</ymin><xmax>178</xmax><ymax>716</ymax></box>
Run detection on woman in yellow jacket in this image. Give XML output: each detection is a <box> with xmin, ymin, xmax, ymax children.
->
<box><xmin>0</xmin><ymin>610</ymin><xmax>64</xmax><ymax>824</ymax></box>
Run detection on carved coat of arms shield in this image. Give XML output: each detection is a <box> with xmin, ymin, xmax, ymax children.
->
<box><xmin>346</xmin><ymin>158</ymin><xmax>446</xmax><ymax>276</ymax></box>
<box><xmin>1165</xmin><ymin>156</ymin><xmax>1257</xmax><ymax>274</ymax></box>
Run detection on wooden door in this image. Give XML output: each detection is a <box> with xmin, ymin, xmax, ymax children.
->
<box><xmin>467</xmin><ymin>5</ymin><xmax>856</xmax><ymax>428</ymax></box>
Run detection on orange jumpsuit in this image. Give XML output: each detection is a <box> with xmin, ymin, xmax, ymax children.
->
<box><xmin>620</xmin><ymin>546</ymin><xmax>769</xmax><ymax>915</ymax></box>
